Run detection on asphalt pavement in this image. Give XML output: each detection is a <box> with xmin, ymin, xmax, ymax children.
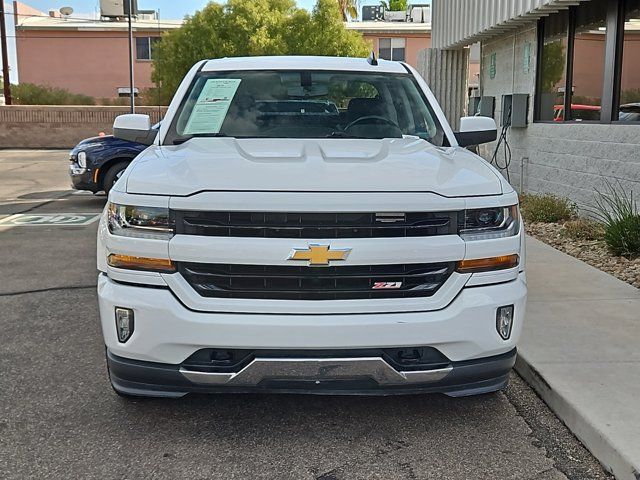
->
<box><xmin>0</xmin><ymin>150</ymin><xmax>613</xmax><ymax>480</ymax></box>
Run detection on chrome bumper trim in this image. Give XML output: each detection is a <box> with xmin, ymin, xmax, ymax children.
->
<box><xmin>179</xmin><ymin>357</ymin><xmax>452</xmax><ymax>386</ymax></box>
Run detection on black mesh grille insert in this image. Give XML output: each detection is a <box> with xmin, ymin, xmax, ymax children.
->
<box><xmin>177</xmin><ymin>262</ymin><xmax>455</xmax><ymax>300</ymax></box>
<box><xmin>172</xmin><ymin>211</ymin><xmax>458</xmax><ymax>238</ymax></box>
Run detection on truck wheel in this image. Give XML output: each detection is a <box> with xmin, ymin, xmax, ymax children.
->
<box><xmin>102</xmin><ymin>161</ymin><xmax>130</xmax><ymax>194</ymax></box>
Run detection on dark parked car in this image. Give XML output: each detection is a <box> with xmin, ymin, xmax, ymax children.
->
<box><xmin>68</xmin><ymin>124</ymin><xmax>159</xmax><ymax>193</ymax></box>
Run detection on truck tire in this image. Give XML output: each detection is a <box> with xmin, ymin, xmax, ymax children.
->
<box><xmin>102</xmin><ymin>161</ymin><xmax>130</xmax><ymax>194</ymax></box>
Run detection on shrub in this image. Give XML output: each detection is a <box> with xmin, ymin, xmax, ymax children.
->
<box><xmin>97</xmin><ymin>96</ymin><xmax>130</xmax><ymax>106</ymax></box>
<box><xmin>520</xmin><ymin>193</ymin><xmax>576</xmax><ymax>223</ymax></box>
<box><xmin>12</xmin><ymin>83</ymin><xmax>94</xmax><ymax>105</ymax></box>
<box><xmin>562</xmin><ymin>218</ymin><xmax>605</xmax><ymax>241</ymax></box>
<box><xmin>592</xmin><ymin>182</ymin><xmax>640</xmax><ymax>257</ymax></box>
<box><xmin>137</xmin><ymin>86</ymin><xmax>173</xmax><ymax>106</ymax></box>
<box><xmin>381</xmin><ymin>0</ymin><xmax>407</xmax><ymax>11</ymax></box>
<box><xmin>603</xmin><ymin>215</ymin><xmax>640</xmax><ymax>257</ymax></box>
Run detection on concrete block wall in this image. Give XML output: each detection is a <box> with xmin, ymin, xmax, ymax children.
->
<box><xmin>0</xmin><ymin>106</ymin><xmax>167</xmax><ymax>149</ymax></box>
<box><xmin>478</xmin><ymin>24</ymin><xmax>640</xmax><ymax>212</ymax></box>
<box><xmin>493</xmin><ymin>124</ymin><xmax>640</xmax><ymax>210</ymax></box>
<box><xmin>417</xmin><ymin>48</ymin><xmax>470</xmax><ymax>130</ymax></box>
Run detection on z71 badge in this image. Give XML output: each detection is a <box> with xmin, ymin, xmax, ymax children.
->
<box><xmin>372</xmin><ymin>282</ymin><xmax>403</xmax><ymax>290</ymax></box>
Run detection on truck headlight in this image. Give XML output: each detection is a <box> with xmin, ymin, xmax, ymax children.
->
<box><xmin>107</xmin><ymin>203</ymin><xmax>174</xmax><ymax>240</ymax></box>
<box><xmin>459</xmin><ymin>205</ymin><xmax>519</xmax><ymax>241</ymax></box>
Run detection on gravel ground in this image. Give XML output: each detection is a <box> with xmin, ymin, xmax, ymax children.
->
<box><xmin>526</xmin><ymin>222</ymin><xmax>640</xmax><ymax>289</ymax></box>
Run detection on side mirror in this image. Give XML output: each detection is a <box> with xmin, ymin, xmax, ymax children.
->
<box><xmin>454</xmin><ymin>116</ymin><xmax>497</xmax><ymax>147</ymax></box>
<box><xmin>113</xmin><ymin>114</ymin><xmax>156</xmax><ymax>145</ymax></box>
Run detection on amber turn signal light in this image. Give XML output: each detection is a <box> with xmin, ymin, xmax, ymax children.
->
<box><xmin>456</xmin><ymin>254</ymin><xmax>519</xmax><ymax>274</ymax></box>
<box><xmin>107</xmin><ymin>254</ymin><xmax>176</xmax><ymax>273</ymax></box>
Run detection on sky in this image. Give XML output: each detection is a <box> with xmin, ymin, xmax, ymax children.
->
<box><xmin>2</xmin><ymin>0</ymin><xmax>429</xmax><ymax>83</ymax></box>
<box><xmin>16</xmin><ymin>0</ymin><xmax>318</xmax><ymax>18</ymax></box>
<box><xmin>6</xmin><ymin>0</ymin><xmax>389</xmax><ymax>20</ymax></box>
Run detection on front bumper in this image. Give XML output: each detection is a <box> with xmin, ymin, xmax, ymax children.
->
<box><xmin>98</xmin><ymin>272</ymin><xmax>526</xmax><ymax>396</ymax></box>
<box><xmin>107</xmin><ymin>348</ymin><xmax>517</xmax><ymax>398</ymax></box>
<box><xmin>69</xmin><ymin>164</ymin><xmax>98</xmax><ymax>192</ymax></box>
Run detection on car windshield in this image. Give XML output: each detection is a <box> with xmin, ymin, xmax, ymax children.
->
<box><xmin>165</xmin><ymin>70</ymin><xmax>445</xmax><ymax>145</ymax></box>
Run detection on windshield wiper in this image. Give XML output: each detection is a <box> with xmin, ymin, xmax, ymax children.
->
<box><xmin>173</xmin><ymin>133</ymin><xmax>229</xmax><ymax>145</ymax></box>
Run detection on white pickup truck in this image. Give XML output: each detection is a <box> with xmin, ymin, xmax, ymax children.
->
<box><xmin>98</xmin><ymin>55</ymin><xmax>526</xmax><ymax>398</ymax></box>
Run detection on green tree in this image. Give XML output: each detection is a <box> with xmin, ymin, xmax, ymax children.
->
<box><xmin>337</xmin><ymin>0</ymin><xmax>357</xmax><ymax>21</ymax></box>
<box><xmin>152</xmin><ymin>0</ymin><xmax>370</xmax><ymax>98</ymax></box>
<box><xmin>380</xmin><ymin>0</ymin><xmax>406</xmax><ymax>11</ymax></box>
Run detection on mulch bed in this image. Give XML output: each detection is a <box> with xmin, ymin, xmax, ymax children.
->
<box><xmin>526</xmin><ymin>222</ymin><xmax>640</xmax><ymax>290</ymax></box>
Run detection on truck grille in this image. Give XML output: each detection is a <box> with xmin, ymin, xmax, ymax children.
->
<box><xmin>172</xmin><ymin>211</ymin><xmax>457</xmax><ymax>238</ymax></box>
<box><xmin>177</xmin><ymin>262</ymin><xmax>455</xmax><ymax>300</ymax></box>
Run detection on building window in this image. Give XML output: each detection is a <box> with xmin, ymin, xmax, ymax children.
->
<box><xmin>570</xmin><ymin>0</ymin><xmax>608</xmax><ymax>121</ymax></box>
<box><xmin>537</xmin><ymin>10</ymin><xmax>569</xmax><ymax>121</ymax></box>
<box><xmin>379</xmin><ymin>38</ymin><xmax>405</xmax><ymax>62</ymax></box>
<box><xmin>536</xmin><ymin>0</ymin><xmax>640</xmax><ymax>123</ymax></box>
<box><xmin>135</xmin><ymin>37</ymin><xmax>160</xmax><ymax>61</ymax></box>
<box><xmin>619</xmin><ymin>0</ymin><xmax>640</xmax><ymax>122</ymax></box>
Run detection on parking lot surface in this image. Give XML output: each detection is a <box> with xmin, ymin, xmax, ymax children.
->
<box><xmin>0</xmin><ymin>150</ymin><xmax>612</xmax><ymax>480</ymax></box>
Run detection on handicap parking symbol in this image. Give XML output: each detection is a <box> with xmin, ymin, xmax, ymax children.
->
<box><xmin>0</xmin><ymin>213</ymin><xmax>101</xmax><ymax>227</ymax></box>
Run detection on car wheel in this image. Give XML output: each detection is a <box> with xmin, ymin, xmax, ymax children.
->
<box><xmin>102</xmin><ymin>161</ymin><xmax>130</xmax><ymax>194</ymax></box>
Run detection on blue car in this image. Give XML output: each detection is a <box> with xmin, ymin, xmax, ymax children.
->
<box><xmin>68</xmin><ymin>124</ymin><xmax>159</xmax><ymax>194</ymax></box>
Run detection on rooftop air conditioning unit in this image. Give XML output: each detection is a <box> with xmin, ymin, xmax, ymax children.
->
<box><xmin>362</xmin><ymin>5</ymin><xmax>384</xmax><ymax>21</ymax></box>
<box><xmin>409</xmin><ymin>5</ymin><xmax>431</xmax><ymax>23</ymax></box>
<box><xmin>384</xmin><ymin>10</ymin><xmax>405</xmax><ymax>21</ymax></box>
<box><xmin>100</xmin><ymin>0</ymin><xmax>138</xmax><ymax>18</ymax></box>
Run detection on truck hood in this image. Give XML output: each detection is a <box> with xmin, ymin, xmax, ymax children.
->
<box><xmin>125</xmin><ymin>137</ymin><xmax>503</xmax><ymax>197</ymax></box>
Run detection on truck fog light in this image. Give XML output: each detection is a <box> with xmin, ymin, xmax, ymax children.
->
<box><xmin>496</xmin><ymin>305</ymin><xmax>514</xmax><ymax>340</ymax></box>
<box><xmin>115</xmin><ymin>307</ymin><xmax>134</xmax><ymax>343</ymax></box>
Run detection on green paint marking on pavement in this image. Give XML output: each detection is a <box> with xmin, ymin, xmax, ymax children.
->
<box><xmin>0</xmin><ymin>213</ymin><xmax>101</xmax><ymax>227</ymax></box>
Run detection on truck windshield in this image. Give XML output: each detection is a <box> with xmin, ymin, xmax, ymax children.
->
<box><xmin>165</xmin><ymin>70</ymin><xmax>445</xmax><ymax>145</ymax></box>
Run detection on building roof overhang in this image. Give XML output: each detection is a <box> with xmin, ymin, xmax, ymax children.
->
<box><xmin>432</xmin><ymin>0</ymin><xmax>591</xmax><ymax>49</ymax></box>
<box><xmin>345</xmin><ymin>21</ymin><xmax>431</xmax><ymax>35</ymax></box>
<box><xmin>15</xmin><ymin>16</ymin><xmax>182</xmax><ymax>32</ymax></box>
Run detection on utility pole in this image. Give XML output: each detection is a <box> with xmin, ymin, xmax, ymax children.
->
<box><xmin>127</xmin><ymin>0</ymin><xmax>135</xmax><ymax>113</ymax></box>
<box><xmin>0</xmin><ymin>0</ymin><xmax>13</xmax><ymax>105</ymax></box>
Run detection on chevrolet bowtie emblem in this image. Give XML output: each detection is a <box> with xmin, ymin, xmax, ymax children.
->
<box><xmin>287</xmin><ymin>244</ymin><xmax>352</xmax><ymax>266</ymax></box>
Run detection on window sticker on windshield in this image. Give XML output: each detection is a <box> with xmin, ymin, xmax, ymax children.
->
<box><xmin>183</xmin><ymin>79</ymin><xmax>242</xmax><ymax>134</ymax></box>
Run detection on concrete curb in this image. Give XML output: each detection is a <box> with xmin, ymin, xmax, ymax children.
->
<box><xmin>515</xmin><ymin>354</ymin><xmax>639</xmax><ymax>480</ymax></box>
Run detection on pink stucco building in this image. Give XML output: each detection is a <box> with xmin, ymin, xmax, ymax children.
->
<box><xmin>13</xmin><ymin>2</ymin><xmax>181</xmax><ymax>99</ymax></box>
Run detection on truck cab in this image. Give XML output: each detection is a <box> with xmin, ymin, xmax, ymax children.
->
<box><xmin>97</xmin><ymin>56</ymin><xmax>526</xmax><ymax>398</ymax></box>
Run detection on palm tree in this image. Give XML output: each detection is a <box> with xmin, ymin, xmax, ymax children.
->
<box><xmin>338</xmin><ymin>0</ymin><xmax>358</xmax><ymax>21</ymax></box>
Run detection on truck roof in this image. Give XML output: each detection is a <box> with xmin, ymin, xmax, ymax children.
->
<box><xmin>201</xmin><ymin>55</ymin><xmax>409</xmax><ymax>74</ymax></box>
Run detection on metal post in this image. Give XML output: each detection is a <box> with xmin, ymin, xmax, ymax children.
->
<box><xmin>0</xmin><ymin>0</ymin><xmax>13</xmax><ymax>105</ymax></box>
<box><xmin>127</xmin><ymin>0</ymin><xmax>135</xmax><ymax>113</ymax></box>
